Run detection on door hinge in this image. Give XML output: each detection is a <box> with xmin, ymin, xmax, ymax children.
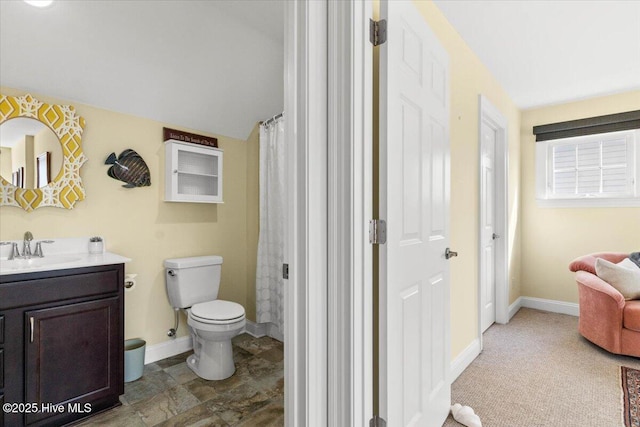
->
<box><xmin>282</xmin><ymin>263</ymin><xmax>289</xmax><ymax>280</ymax></box>
<box><xmin>369</xmin><ymin>19</ymin><xmax>387</xmax><ymax>46</ymax></box>
<box><xmin>370</xmin><ymin>415</ymin><xmax>387</xmax><ymax>427</ymax></box>
<box><xmin>369</xmin><ymin>219</ymin><xmax>387</xmax><ymax>244</ymax></box>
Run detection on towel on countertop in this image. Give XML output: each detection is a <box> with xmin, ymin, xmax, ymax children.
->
<box><xmin>450</xmin><ymin>403</ymin><xmax>482</xmax><ymax>427</ymax></box>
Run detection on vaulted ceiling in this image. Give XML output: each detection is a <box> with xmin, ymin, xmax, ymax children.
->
<box><xmin>0</xmin><ymin>0</ymin><xmax>285</xmax><ymax>140</ymax></box>
<box><xmin>3</xmin><ymin>0</ymin><xmax>638</xmax><ymax>139</ymax></box>
<box><xmin>433</xmin><ymin>0</ymin><xmax>640</xmax><ymax>109</ymax></box>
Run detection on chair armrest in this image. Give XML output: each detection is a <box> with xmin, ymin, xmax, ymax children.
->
<box><xmin>575</xmin><ymin>270</ymin><xmax>625</xmax><ymax>308</ymax></box>
<box><xmin>576</xmin><ymin>270</ymin><xmax>625</xmax><ymax>352</ymax></box>
<box><xmin>569</xmin><ymin>252</ymin><xmax>629</xmax><ymax>274</ymax></box>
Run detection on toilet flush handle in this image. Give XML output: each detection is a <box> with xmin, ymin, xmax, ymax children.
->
<box><xmin>168</xmin><ymin>270</ymin><xmax>177</xmax><ymax>277</ymax></box>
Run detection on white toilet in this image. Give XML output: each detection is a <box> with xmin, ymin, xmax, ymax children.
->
<box><xmin>164</xmin><ymin>255</ymin><xmax>246</xmax><ymax>380</ymax></box>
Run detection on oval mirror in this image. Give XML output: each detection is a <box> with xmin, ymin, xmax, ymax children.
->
<box><xmin>0</xmin><ymin>117</ymin><xmax>64</xmax><ymax>189</ymax></box>
<box><xmin>0</xmin><ymin>93</ymin><xmax>87</xmax><ymax>212</ymax></box>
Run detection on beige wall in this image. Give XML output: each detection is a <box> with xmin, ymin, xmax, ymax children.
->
<box><xmin>520</xmin><ymin>91</ymin><xmax>640</xmax><ymax>303</ymax></box>
<box><xmin>10</xmin><ymin>136</ymin><xmax>27</xmax><ymax>183</ymax></box>
<box><xmin>413</xmin><ymin>1</ymin><xmax>522</xmax><ymax>360</ymax></box>
<box><xmin>0</xmin><ymin>86</ymin><xmax>260</xmax><ymax>347</ymax></box>
<box><xmin>0</xmin><ymin>147</ymin><xmax>11</xmax><ymax>180</ymax></box>
<box><xmin>33</xmin><ymin>125</ymin><xmax>63</xmax><ymax>186</ymax></box>
<box><xmin>23</xmin><ymin>135</ymin><xmax>35</xmax><ymax>188</ymax></box>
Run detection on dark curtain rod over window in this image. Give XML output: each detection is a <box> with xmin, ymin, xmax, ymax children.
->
<box><xmin>533</xmin><ymin>110</ymin><xmax>640</xmax><ymax>142</ymax></box>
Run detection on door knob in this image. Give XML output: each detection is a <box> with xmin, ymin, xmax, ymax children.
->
<box><xmin>445</xmin><ymin>248</ymin><xmax>458</xmax><ymax>259</ymax></box>
<box><xmin>492</xmin><ymin>233</ymin><xmax>500</xmax><ymax>240</ymax></box>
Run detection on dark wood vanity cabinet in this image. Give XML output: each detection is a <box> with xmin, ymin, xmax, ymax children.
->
<box><xmin>0</xmin><ymin>264</ymin><xmax>124</xmax><ymax>427</ymax></box>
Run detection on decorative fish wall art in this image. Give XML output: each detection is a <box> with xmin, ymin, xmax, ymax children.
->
<box><xmin>104</xmin><ymin>149</ymin><xmax>151</xmax><ymax>188</ymax></box>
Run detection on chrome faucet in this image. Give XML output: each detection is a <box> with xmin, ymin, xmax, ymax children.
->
<box><xmin>23</xmin><ymin>231</ymin><xmax>34</xmax><ymax>257</ymax></box>
<box><xmin>0</xmin><ymin>233</ymin><xmax>53</xmax><ymax>260</ymax></box>
<box><xmin>0</xmin><ymin>241</ymin><xmax>21</xmax><ymax>260</ymax></box>
<box><xmin>33</xmin><ymin>240</ymin><xmax>54</xmax><ymax>257</ymax></box>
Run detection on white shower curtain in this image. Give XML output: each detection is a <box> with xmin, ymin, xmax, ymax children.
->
<box><xmin>256</xmin><ymin>116</ymin><xmax>285</xmax><ymax>340</ymax></box>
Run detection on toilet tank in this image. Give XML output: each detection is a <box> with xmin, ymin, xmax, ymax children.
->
<box><xmin>164</xmin><ymin>255</ymin><xmax>223</xmax><ymax>308</ymax></box>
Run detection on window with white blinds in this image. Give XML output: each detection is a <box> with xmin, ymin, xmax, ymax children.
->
<box><xmin>536</xmin><ymin>129</ymin><xmax>639</xmax><ymax>207</ymax></box>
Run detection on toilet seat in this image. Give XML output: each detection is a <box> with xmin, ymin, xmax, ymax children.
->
<box><xmin>189</xmin><ymin>300</ymin><xmax>245</xmax><ymax>325</ymax></box>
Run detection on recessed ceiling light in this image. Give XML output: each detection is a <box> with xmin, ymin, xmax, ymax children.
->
<box><xmin>23</xmin><ymin>0</ymin><xmax>54</xmax><ymax>7</ymax></box>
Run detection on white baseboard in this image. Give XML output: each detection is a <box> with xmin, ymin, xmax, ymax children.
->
<box><xmin>245</xmin><ymin>320</ymin><xmax>267</xmax><ymax>338</ymax></box>
<box><xmin>245</xmin><ymin>320</ymin><xmax>284</xmax><ymax>342</ymax></box>
<box><xmin>144</xmin><ymin>335</ymin><xmax>193</xmax><ymax>365</ymax></box>
<box><xmin>267</xmin><ymin>324</ymin><xmax>284</xmax><ymax>342</ymax></box>
<box><xmin>450</xmin><ymin>338</ymin><xmax>480</xmax><ymax>382</ymax></box>
<box><xmin>520</xmin><ymin>296</ymin><xmax>579</xmax><ymax>317</ymax></box>
<box><xmin>144</xmin><ymin>321</ymin><xmax>284</xmax><ymax>365</ymax></box>
<box><xmin>508</xmin><ymin>297</ymin><xmax>523</xmax><ymax>320</ymax></box>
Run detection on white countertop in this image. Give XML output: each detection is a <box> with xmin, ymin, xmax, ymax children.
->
<box><xmin>0</xmin><ymin>237</ymin><xmax>131</xmax><ymax>276</ymax></box>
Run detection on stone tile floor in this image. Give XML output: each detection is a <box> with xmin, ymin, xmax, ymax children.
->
<box><xmin>76</xmin><ymin>334</ymin><xmax>284</xmax><ymax>426</ymax></box>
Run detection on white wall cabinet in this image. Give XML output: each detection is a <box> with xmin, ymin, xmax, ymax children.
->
<box><xmin>164</xmin><ymin>140</ymin><xmax>223</xmax><ymax>203</ymax></box>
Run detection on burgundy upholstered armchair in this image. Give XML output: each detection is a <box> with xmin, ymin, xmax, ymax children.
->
<box><xmin>569</xmin><ymin>252</ymin><xmax>640</xmax><ymax>358</ymax></box>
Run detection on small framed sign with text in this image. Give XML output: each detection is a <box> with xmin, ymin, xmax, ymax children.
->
<box><xmin>163</xmin><ymin>127</ymin><xmax>218</xmax><ymax>148</ymax></box>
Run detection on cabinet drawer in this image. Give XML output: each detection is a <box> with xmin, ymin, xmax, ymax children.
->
<box><xmin>0</xmin><ymin>268</ymin><xmax>122</xmax><ymax>310</ymax></box>
<box><xmin>0</xmin><ymin>315</ymin><xmax>3</xmax><ymax>344</ymax></box>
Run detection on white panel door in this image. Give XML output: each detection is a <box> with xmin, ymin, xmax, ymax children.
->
<box><xmin>480</xmin><ymin>122</ymin><xmax>496</xmax><ymax>332</ymax></box>
<box><xmin>379</xmin><ymin>1</ymin><xmax>451</xmax><ymax>426</ymax></box>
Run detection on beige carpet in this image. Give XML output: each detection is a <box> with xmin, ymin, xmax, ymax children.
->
<box><xmin>442</xmin><ymin>308</ymin><xmax>640</xmax><ymax>427</ymax></box>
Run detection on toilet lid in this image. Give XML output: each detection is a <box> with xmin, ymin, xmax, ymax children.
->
<box><xmin>190</xmin><ymin>300</ymin><xmax>245</xmax><ymax>323</ymax></box>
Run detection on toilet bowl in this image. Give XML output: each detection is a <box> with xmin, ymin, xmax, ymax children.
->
<box><xmin>164</xmin><ymin>256</ymin><xmax>246</xmax><ymax>381</ymax></box>
<box><xmin>186</xmin><ymin>300</ymin><xmax>246</xmax><ymax>380</ymax></box>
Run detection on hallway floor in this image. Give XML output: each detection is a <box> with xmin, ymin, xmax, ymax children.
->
<box><xmin>77</xmin><ymin>334</ymin><xmax>284</xmax><ymax>426</ymax></box>
<box><xmin>442</xmin><ymin>308</ymin><xmax>640</xmax><ymax>426</ymax></box>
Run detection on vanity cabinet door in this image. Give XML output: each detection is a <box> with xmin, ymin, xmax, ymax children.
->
<box><xmin>24</xmin><ymin>297</ymin><xmax>120</xmax><ymax>426</ymax></box>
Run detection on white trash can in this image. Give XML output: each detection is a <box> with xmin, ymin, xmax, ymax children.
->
<box><xmin>124</xmin><ymin>338</ymin><xmax>146</xmax><ymax>382</ymax></box>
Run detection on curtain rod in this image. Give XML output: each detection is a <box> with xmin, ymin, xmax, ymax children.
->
<box><xmin>260</xmin><ymin>112</ymin><xmax>284</xmax><ymax>127</ymax></box>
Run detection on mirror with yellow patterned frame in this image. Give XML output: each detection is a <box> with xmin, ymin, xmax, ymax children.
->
<box><xmin>0</xmin><ymin>93</ymin><xmax>87</xmax><ymax>212</ymax></box>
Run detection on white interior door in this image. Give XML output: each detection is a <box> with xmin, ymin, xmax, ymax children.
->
<box><xmin>480</xmin><ymin>123</ymin><xmax>496</xmax><ymax>332</ymax></box>
<box><xmin>379</xmin><ymin>1</ymin><xmax>451</xmax><ymax>425</ymax></box>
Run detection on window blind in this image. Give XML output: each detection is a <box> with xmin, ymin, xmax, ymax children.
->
<box><xmin>550</xmin><ymin>136</ymin><xmax>631</xmax><ymax>198</ymax></box>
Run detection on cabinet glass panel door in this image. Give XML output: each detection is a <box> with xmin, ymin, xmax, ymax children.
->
<box><xmin>165</xmin><ymin>140</ymin><xmax>223</xmax><ymax>203</ymax></box>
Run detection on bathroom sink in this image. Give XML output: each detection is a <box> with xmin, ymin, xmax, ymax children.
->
<box><xmin>0</xmin><ymin>237</ymin><xmax>131</xmax><ymax>276</ymax></box>
<box><xmin>0</xmin><ymin>255</ymin><xmax>82</xmax><ymax>274</ymax></box>
<box><xmin>0</xmin><ymin>255</ymin><xmax>80</xmax><ymax>270</ymax></box>
<box><xmin>15</xmin><ymin>255</ymin><xmax>81</xmax><ymax>266</ymax></box>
